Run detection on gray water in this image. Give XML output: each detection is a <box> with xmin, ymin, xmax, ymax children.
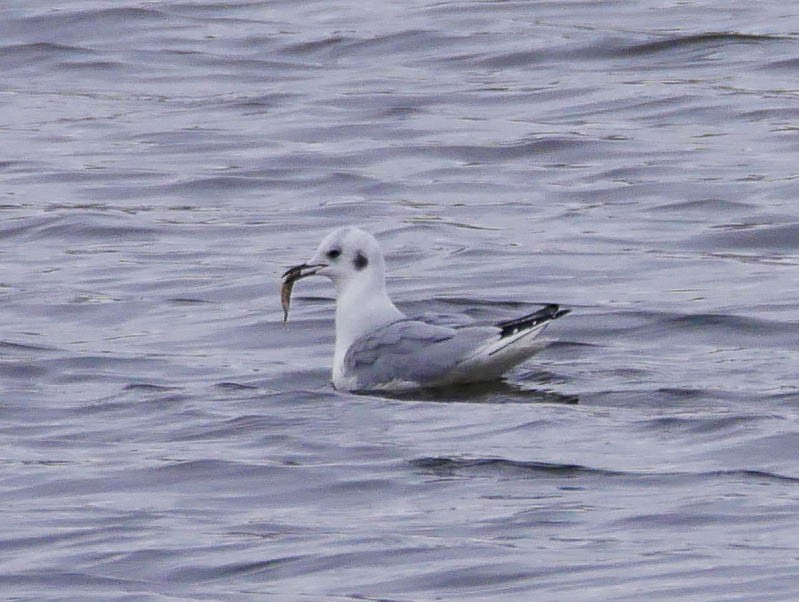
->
<box><xmin>2</xmin><ymin>1</ymin><xmax>799</xmax><ymax>600</ymax></box>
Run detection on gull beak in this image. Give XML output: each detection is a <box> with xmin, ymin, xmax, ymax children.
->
<box><xmin>280</xmin><ymin>263</ymin><xmax>327</xmax><ymax>323</ymax></box>
<box><xmin>281</xmin><ymin>262</ymin><xmax>326</xmax><ymax>284</ymax></box>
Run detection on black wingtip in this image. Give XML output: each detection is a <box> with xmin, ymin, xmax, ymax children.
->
<box><xmin>496</xmin><ymin>304</ymin><xmax>570</xmax><ymax>338</ymax></box>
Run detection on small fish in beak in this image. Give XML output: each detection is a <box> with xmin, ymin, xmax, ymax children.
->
<box><xmin>280</xmin><ymin>263</ymin><xmax>325</xmax><ymax>322</ymax></box>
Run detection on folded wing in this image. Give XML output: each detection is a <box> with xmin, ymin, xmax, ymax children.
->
<box><xmin>343</xmin><ymin>304</ymin><xmax>568</xmax><ymax>390</ymax></box>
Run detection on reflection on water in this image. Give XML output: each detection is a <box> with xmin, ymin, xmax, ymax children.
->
<box><xmin>367</xmin><ymin>376</ymin><xmax>581</xmax><ymax>405</ymax></box>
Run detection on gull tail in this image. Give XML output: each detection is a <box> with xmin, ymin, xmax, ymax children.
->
<box><xmin>496</xmin><ymin>304</ymin><xmax>570</xmax><ymax>339</ymax></box>
<box><xmin>445</xmin><ymin>304</ymin><xmax>570</xmax><ymax>385</ymax></box>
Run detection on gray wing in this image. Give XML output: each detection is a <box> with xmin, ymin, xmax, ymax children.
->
<box><xmin>344</xmin><ymin>319</ymin><xmax>496</xmax><ymax>388</ymax></box>
<box><xmin>411</xmin><ymin>311</ymin><xmax>475</xmax><ymax>328</ymax></box>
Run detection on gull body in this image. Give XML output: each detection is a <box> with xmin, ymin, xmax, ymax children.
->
<box><xmin>282</xmin><ymin>226</ymin><xmax>569</xmax><ymax>392</ymax></box>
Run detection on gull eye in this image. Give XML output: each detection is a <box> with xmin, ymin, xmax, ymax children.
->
<box><xmin>326</xmin><ymin>248</ymin><xmax>341</xmax><ymax>260</ymax></box>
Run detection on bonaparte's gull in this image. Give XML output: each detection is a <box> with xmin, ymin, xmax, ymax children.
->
<box><xmin>282</xmin><ymin>226</ymin><xmax>569</xmax><ymax>391</ymax></box>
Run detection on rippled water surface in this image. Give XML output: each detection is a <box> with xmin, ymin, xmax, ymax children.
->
<box><xmin>2</xmin><ymin>1</ymin><xmax>799</xmax><ymax>600</ymax></box>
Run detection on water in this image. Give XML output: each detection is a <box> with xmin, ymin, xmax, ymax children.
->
<box><xmin>1</xmin><ymin>1</ymin><xmax>798</xmax><ymax>599</ymax></box>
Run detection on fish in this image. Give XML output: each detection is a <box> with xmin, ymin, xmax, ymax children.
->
<box><xmin>280</xmin><ymin>266</ymin><xmax>302</xmax><ymax>322</ymax></box>
<box><xmin>280</xmin><ymin>263</ymin><xmax>324</xmax><ymax>322</ymax></box>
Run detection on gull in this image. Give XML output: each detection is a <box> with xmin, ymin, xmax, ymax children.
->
<box><xmin>281</xmin><ymin>226</ymin><xmax>569</xmax><ymax>392</ymax></box>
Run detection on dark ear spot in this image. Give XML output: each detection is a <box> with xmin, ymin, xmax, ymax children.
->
<box><xmin>354</xmin><ymin>251</ymin><xmax>368</xmax><ymax>271</ymax></box>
